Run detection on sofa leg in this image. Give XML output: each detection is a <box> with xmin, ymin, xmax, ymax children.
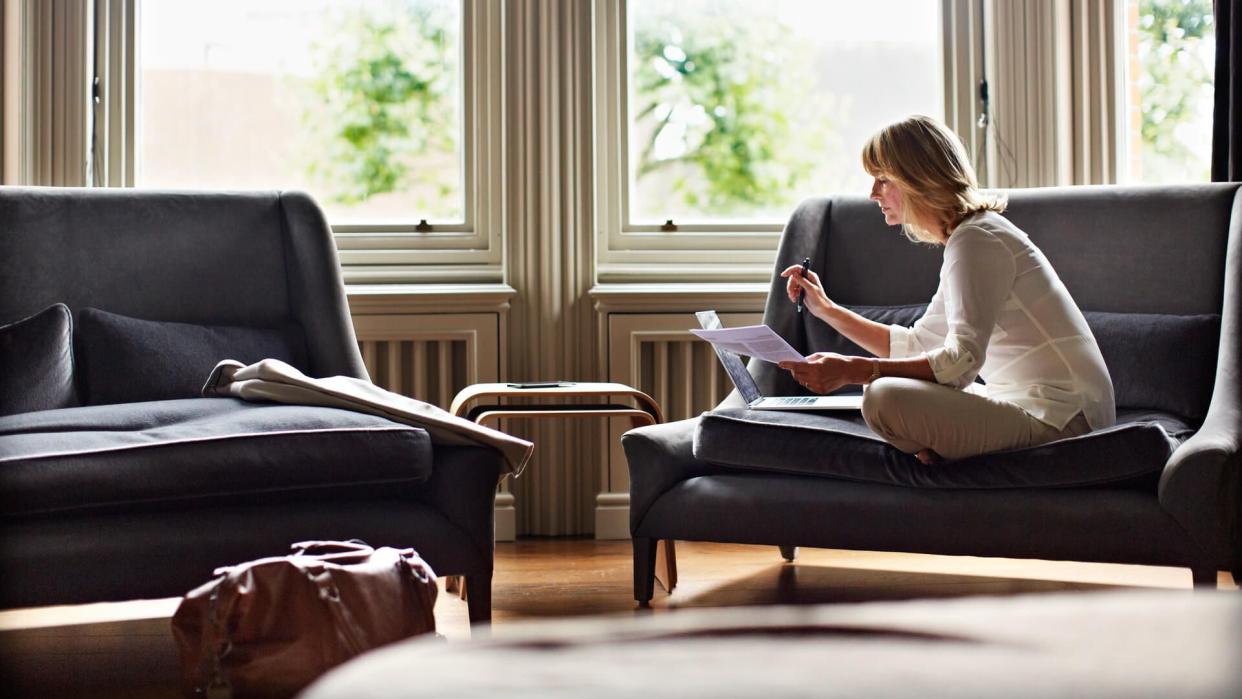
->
<box><xmin>634</xmin><ymin>537</ymin><xmax>658</xmax><ymax>606</ymax></box>
<box><xmin>779</xmin><ymin>545</ymin><xmax>798</xmax><ymax>562</ymax></box>
<box><xmin>465</xmin><ymin>572</ymin><xmax>492</xmax><ymax>624</ymax></box>
<box><xmin>1191</xmin><ymin>566</ymin><xmax>1217</xmax><ymax>589</ymax></box>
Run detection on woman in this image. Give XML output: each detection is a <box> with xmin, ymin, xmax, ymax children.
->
<box><xmin>779</xmin><ymin>115</ymin><xmax>1114</xmax><ymax>464</ymax></box>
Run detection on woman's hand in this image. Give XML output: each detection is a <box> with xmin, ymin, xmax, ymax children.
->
<box><xmin>780</xmin><ymin>264</ymin><xmax>836</xmax><ymax>318</ymax></box>
<box><xmin>779</xmin><ymin>352</ymin><xmax>866</xmax><ymax>394</ymax></box>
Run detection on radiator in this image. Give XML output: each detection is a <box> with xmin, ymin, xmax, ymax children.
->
<box><xmin>358</xmin><ymin>339</ymin><xmax>469</xmax><ymax>410</ymax></box>
<box><xmin>636</xmin><ymin>338</ymin><xmax>735</xmax><ymax>422</ymax></box>
<box><xmin>608</xmin><ymin>312</ymin><xmax>762</xmax><ymax>423</ymax></box>
<box><xmin>351</xmin><ymin>312</ymin><xmax>501</xmax><ymax>410</ymax></box>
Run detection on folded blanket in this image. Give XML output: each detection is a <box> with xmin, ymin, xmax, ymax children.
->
<box><xmin>203</xmin><ymin>359</ymin><xmax>533</xmax><ymax>476</ymax></box>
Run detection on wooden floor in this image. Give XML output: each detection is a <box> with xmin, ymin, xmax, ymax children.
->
<box><xmin>1</xmin><ymin>539</ymin><xmax>1236</xmax><ymax>697</ymax></box>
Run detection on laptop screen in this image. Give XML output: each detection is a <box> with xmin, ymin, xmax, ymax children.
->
<box><xmin>695</xmin><ymin>311</ymin><xmax>762</xmax><ymax>404</ymax></box>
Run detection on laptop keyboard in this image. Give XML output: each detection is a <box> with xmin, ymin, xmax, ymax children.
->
<box><xmin>767</xmin><ymin>396</ymin><xmax>819</xmax><ymax>405</ymax></box>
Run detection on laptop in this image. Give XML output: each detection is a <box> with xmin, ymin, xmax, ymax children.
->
<box><xmin>696</xmin><ymin>311</ymin><xmax>863</xmax><ymax>411</ymax></box>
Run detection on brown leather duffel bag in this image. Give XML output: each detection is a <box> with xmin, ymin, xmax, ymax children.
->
<box><xmin>171</xmin><ymin>540</ymin><xmax>438</xmax><ymax>698</ymax></box>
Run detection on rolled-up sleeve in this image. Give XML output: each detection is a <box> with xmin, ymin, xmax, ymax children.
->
<box><xmin>922</xmin><ymin>227</ymin><xmax>1015</xmax><ymax>388</ymax></box>
<box><xmin>890</xmin><ymin>287</ymin><xmax>943</xmax><ymax>359</ymax></box>
<box><xmin>888</xmin><ymin>323</ymin><xmax>919</xmax><ymax>358</ymax></box>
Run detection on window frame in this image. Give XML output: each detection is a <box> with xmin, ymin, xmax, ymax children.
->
<box><xmin>592</xmin><ymin>0</ymin><xmax>953</xmax><ymax>283</ymax></box>
<box><xmin>105</xmin><ymin>0</ymin><xmax>505</xmax><ymax>283</ymax></box>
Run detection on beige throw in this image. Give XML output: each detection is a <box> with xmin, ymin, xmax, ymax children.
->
<box><xmin>203</xmin><ymin>359</ymin><xmax>533</xmax><ymax>476</ymax></box>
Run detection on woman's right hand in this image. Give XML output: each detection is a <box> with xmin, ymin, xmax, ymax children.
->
<box><xmin>780</xmin><ymin>264</ymin><xmax>835</xmax><ymax>318</ymax></box>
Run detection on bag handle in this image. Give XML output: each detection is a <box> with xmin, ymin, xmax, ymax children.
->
<box><xmin>290</xmin><ymin>540</ymin><xmax>373</xmax><ymax>556</ymax></box>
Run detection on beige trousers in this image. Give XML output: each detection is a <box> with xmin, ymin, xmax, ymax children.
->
<box><xmin>861</xmin><ymin>377</ymin><xmax>1091</xmax><ymax>461</ymax></box>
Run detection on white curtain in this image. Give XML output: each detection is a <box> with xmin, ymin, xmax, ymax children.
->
<box><xmin>8</xmin><ymin>0</ymin><xmax>94</xmax><ymax>186</ymax></box>
<box><xmin>987</xmin><ymin>0</ymin><xmax>1120</xmax><ymax>187</ymax></box>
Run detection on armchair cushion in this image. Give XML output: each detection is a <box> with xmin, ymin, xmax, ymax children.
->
<box><xmin>693</xmin><ymin>408</ymin><xmax>1191</xmax><ymax>490</ymax></box>
<box><xmin>805</xmin><ymin>304</ymin><xmax>927</xmax><ymax>358</ymax></box>
<box><xmin>78</xmin><ymin>307</ymin><xmax>307</xmax><ymax>405</ymax></box>
<box><xmin>0</xmin><ymin>303</ymin><xmax>78</xmax><ymax>417</ymax></box>
<box><xmin>1084</xmin><ymin>311</ymin><xmax>1219</xmax><ymax>422</ymax></box>
<box><xmin>0</xmin><ymin>398</ymin><xmax>431</xmax><ymax>517</ymax></box>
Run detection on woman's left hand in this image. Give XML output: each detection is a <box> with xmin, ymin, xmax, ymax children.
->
<box><xmin>779</xmin><ymin>352</ymin><xmax>859</xmax><ymax>394</ymax></box>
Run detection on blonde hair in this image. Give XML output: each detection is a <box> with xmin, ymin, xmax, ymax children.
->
<box><xmin>861</xmin><ymin>115</ymin><xmax>1006</xmax><ymax>244</ymax></box>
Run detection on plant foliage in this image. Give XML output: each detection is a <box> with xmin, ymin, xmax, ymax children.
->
<box><xmin>1136</xmin><ymin>0</ymin><xmax>1214</xmax><ymax>181</ymax></box>
<box><xmin>304</xmin><ymin>1</ymin><xmax>457</xmax><ymax>206</ymax></box>
<box><xmin>631</xmin><ymin>11</ymin><xmax>828</xmax><ymax>217</ymax></box>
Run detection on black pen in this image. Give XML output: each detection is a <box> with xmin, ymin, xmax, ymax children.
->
<box><xmin>796</xmin><ymin>257</ymin><xmax>810</xmax><ymax>313</ymax></box>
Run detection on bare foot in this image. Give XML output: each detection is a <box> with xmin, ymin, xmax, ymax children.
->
<box><xmin>915</xmin><ymin>448</ymin><xmax>943</xmax><ymax>465</ymax></box>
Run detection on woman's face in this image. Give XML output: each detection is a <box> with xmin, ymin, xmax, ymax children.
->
<box><xmin>869</xmin><ymin>175</ymin><xmax>904</xmax><ymax>226</ymax></box>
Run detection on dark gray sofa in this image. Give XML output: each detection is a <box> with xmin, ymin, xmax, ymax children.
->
<box><xmin>625</xmin><ymin>184</ymin><xmax>1242</xmax><ymax>601</ymax></box>
<box><xmin>0</xmin><ymin>187</ymin><xmax>501</xmax><ymax>622</ymax></box>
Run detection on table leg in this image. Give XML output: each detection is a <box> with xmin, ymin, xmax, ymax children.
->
<box><xmin>654</xmin><ymin>539</ymin><xmax>677</xmax><ymax>593</ymax></box>
<box><xmin>445</xmin><ymin>575</ymin><xmax>468</xmax><ymax>600</ymax></box>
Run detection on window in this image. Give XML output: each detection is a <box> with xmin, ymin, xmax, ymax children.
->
<box><xmin>1121</xmin><ymin>0</ymin><xmax>1215</xmax><ymax>184</ymax></box>
<box><xmin>140</xmin><ymin>0</ymin><xmax>462</xmax><ymax>223</ymax></box>
<box><xmin>595</xmin><ymin>0</ymin><xmax>946</xmax><ymax>281</ymax></box>
<box><xmin>130</xmin><ymin>0</ymin><xmax>504</xmax><ymax>281</ymax></box>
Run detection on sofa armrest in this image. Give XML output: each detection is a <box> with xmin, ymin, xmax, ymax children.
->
<box><xmin>623</xmin><ymin>418</ymin><xmax>724</xmax><ymax>536</ymax></box>
<box><xmin>410</xmin><ymin>445</ymin><xmax>503</xmax><ymax>574</ymax></box>
<box><xmin>1159</xmin><ymin>190</ymin><xmax>1242</xmax><ymax>569</ymax></box>
<box><xmin>1159</xmin><ymin>403</ymin><xmax>1241</xmax><ymax>566</ymax></box>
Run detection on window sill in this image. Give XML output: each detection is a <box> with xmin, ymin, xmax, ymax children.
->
<box><xmin>347</xmin><ymin>283</ymin><xmax>517</xmax><ymax>315</ymax></box>
<box><xmin>590</xmin><ymin>282</ymin><xmax>769</xmax><ymax>314</ymax></box>
<box><xmin>595</xmin><ymin>261</ymin><xmax>775</xmax><ymax>284</ymax></box>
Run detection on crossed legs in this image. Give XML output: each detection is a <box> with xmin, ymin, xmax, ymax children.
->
<box><xmin>862</xmin><ymin>378</ymin><xmax>1089</xmax><ymax>462</ymax></box>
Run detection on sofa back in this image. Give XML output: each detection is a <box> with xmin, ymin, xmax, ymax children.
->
<box><xmin>757</xmin><ymin>184</ymin><xmax>1242</xmax><ymax>421</ymax></box>
<box><xmin>0</xmin><ymin>187</ymin><xmax>367</xmax><ymax>381</ymax></box>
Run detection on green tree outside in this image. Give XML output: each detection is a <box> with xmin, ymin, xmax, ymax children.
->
<box><xmin>630</xmin><ymin>9</ymin><xmax>834</xmax><ymax>220</ymax></box>
<box><xmin>1136</xmin><ymin>0</ymin><xmax>1214</xmax><ymax>182</ymax></box>
<box><xmin>303</xmin><ymin>1</ymin><xmax>458</xmax><ymax>212</ymax></box>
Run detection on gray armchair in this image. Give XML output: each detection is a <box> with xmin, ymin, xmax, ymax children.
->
<box><xmin>0</xmin><ymin>187</ymin><xmax>500</xmax><ymax>622</ymax></box>
<box><xmin>625</xmin><ymin>184</ymin><xmax>1242</xmax><ymax>601</ymax></box>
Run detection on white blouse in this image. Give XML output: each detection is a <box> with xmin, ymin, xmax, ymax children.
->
<box><xmin>888</xmin><ymin>211</ymin><xmax>1116</xmax><ymax>431</ymax></box>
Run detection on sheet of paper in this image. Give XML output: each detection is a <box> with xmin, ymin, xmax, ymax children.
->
<box><xmin>689</xmin><ymin>325</ymin><xmax>806</xmax><ymax>364</ymax></box>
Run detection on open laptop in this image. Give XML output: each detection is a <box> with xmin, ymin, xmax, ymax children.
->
<box><xmin>696</xmin><ymin>311</ymin><xmax>863</xmax><ymax>411</ymax></box>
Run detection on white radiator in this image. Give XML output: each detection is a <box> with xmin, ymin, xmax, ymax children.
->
<box><xmin>352</xmin><ymin>313</ymin><xmax>501</xmax><ymax>409</ymax></box>
<box><xmin>358</xmin><ymin>339</ymin><xmax>468</xmax><ymax>410</ymax></box>
<box><xmin>635</xmin><ymin>338</ymin><xmax>735</xmax><ymax>423</ymax></box>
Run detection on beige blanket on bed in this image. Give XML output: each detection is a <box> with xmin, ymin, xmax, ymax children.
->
<box><xmin>203</xmin><ymin>359</ymin><xmax>533</xmax><ymax>476</ymax></box>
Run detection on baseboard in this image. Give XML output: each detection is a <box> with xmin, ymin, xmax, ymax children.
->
<box><xmin>594</xmin><ymin>492</ymin><xmax>630</xmax><ymax>540</ymax></box>
<box><xmin>495</xmin><ymin>492</ymin><xmax>516</xmax><ymax>542</ymax></box>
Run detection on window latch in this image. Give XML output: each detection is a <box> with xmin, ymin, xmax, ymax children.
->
<box><xmin>660</xmin><ymin>219</ymin><xmax>677</xmax><ymax>232</ymax></box>
<box><xmin>415</xmin><ymin>219</ymin><xmax>433</xmax><ymax>232</ymax></box>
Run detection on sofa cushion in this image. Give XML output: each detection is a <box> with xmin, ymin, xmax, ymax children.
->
<box><xmin>1084</xmin><ymin>311</ymin><xmax>1219</xmax><ymax>422</ymax></box>
<box><xmin>0</xmin><ymin>303</ymin><xmax>79</xmax><ymax>417</ymax></box>
<box><xmin>805</xmin><ymin>304</ymin><xmax>928</xmax><ymax>358</ymax></box>
<box><xmin>693</xmin><ymin>408</ymin><xmax>1190</xmax><ymax>489</ymax></box>
<box><xmin>0</xmin><ymin>398</ymin><xmax>431</xmax><ymax>517</ymax></box>
<box><xmin>77</xmin><ymin>308</ymin><xmax>308</xmax><ymax>405</ymax></box>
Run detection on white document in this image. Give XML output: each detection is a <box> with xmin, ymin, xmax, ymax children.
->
<box><xmin>689</xmin><ymin>324</ymin><xmax>806</xmax><ymax>364</ymax></box>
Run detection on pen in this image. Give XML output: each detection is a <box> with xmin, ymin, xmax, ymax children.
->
<box><xmin>796</xmin><ymin>257</ymin><xmax>810</xmax><ymax>313</ymax></box>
